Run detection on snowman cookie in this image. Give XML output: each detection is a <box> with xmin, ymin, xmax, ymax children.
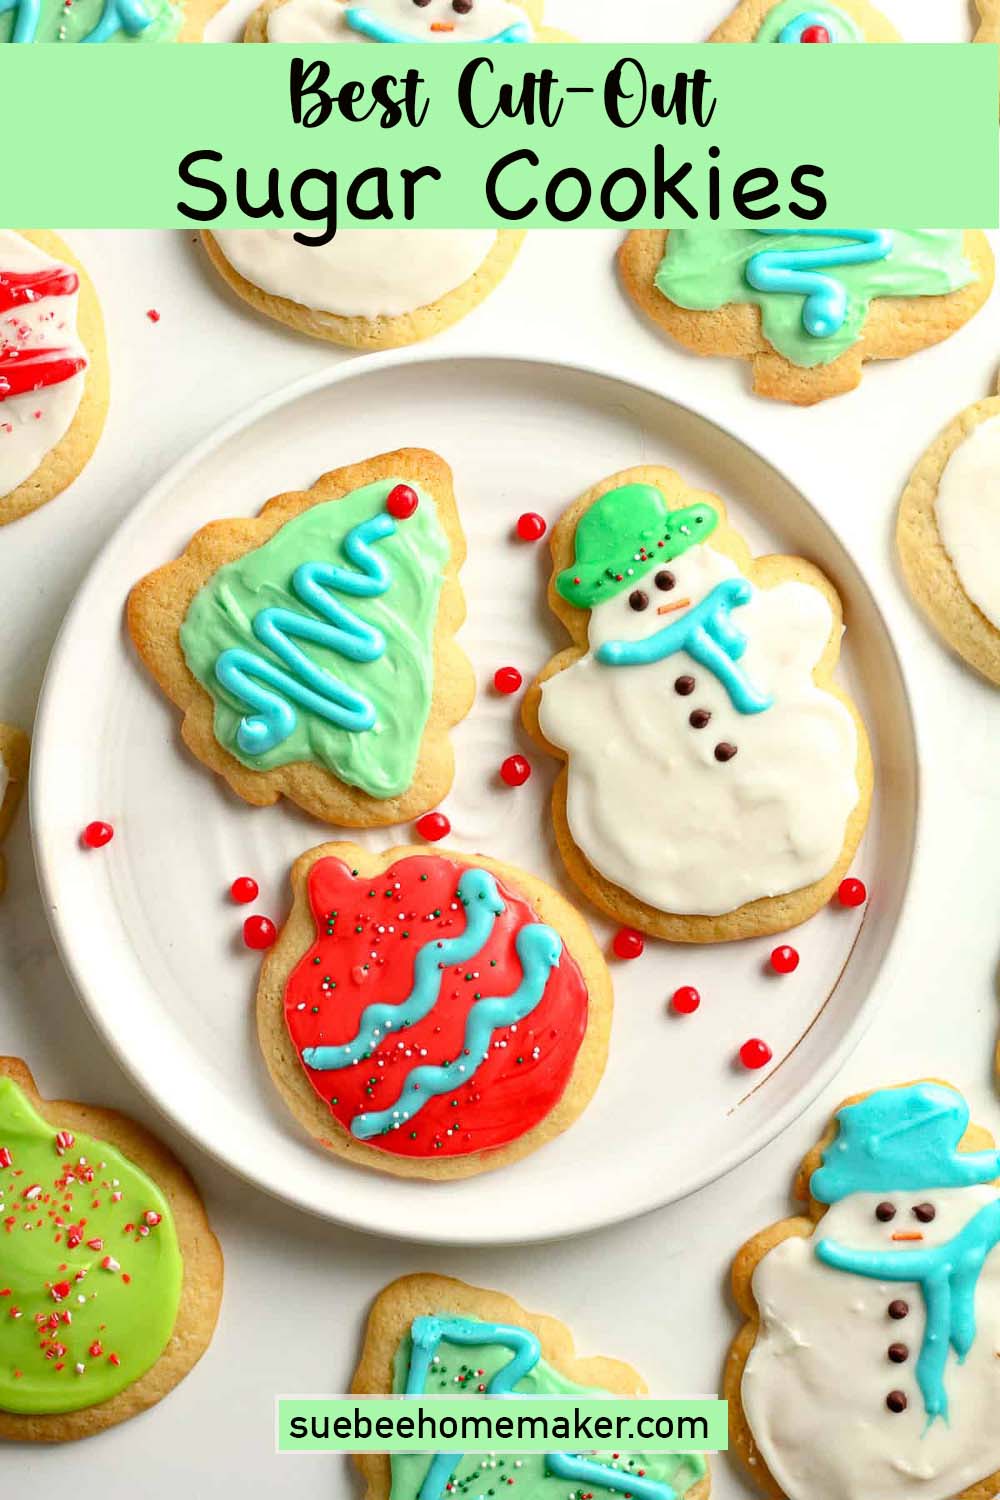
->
<box><xmin>898</xmin><ymin>374</ymin><xmax>1000</xmax><ymax>686</ymax></box>
<box><xmin>0</xmin><ymin>1057</ymin><xmax>222</xmax><ymax>1443</ymax></box>
<box><xmin>0</xmin><ymin>723</ymin><xmax>29</xmax><ymax>899</ymax></box>
<box><xmin>728</xmin><ymin>1080</ymin><xmax>1000</xmax><ymax>1500</ymax></box>
<box><xmin>128</xmin><ymin>449</ymin><xmax>474</xmax><ymax>827</ymax></box>
<box><xmin>524</xmin><ymin>467</ymin><xmax>871</xmax><ymax>942</ymax></box>
<box><xmin>1</xmin><ymin>231</ymin><xmax>108</xmax><ymax>527</ymax></box>
<box><xmin>709</xmin><ymin>0</ymin><xmax>899</xmax><ymax>43</ymax></box>
<box><xmin>256</xmin><ymin>842</ymin><xmax>612</xmax><ymax>1179</ymax></box>
<box><xmin>0</xmin><ymin>0</ymin><xmax>221</xmax><ymax>41</ymax></box>
<box><xmin>354</xmin><ymin>1273</ymin><xmax>712</xmax><ymax>1499</ymax></box>
<box><xmin>619</xmin><ymin>228</ymin><xmax>994</xmax><ymax>406</ymax></box>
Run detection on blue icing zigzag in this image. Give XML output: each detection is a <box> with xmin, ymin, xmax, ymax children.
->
<box><xmin>1</xmin><ymin>0</ymin><xmax>155</xmax><ymax>39</ymax></box>
<box><xmin>343</xmin><ymin>2</ymin><xmax>530</xmax><ymax>40</ymax></box>
<box><xmin>746</xmin><ymin>229</ymin><xmax>894</xmax><ymax>339</ymax></box>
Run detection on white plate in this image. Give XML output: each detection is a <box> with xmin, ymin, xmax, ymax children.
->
<box><xmin>30</xmin><ymin>350</ymin><xmax>916</xmax><ymax>1245</ymax></box>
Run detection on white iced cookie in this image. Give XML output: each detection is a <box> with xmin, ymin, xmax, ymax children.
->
<box><xmin>266</xmin><ymin>0</ymin><xmax>534</xmax><ymax>44</ymax></box>
<box><xmin>526</xmin><ymin>470</ymin><xmax>871</xmax><ymax>941</ymax></box>
<box><xmin>0</xmin><ymin>725</ymin><xmax>29</xmax><ymax>898</ymax></box>
<box><xmin>731</xmin><ymin>1082</ymin><xmax>1000</xmax><ymax>1500</ymax></box>
<box><xmin>898</xmin><ymin>375</ymin><xmax>1000</xmax><ymax>686</ymax></box>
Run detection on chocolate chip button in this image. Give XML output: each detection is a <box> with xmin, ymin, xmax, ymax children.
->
<box><xmin>689</xmin><ymin>709</ymin><xmax>711</xmax><ymax>729</ymax></box>
<box><xmin>714</xmin><ymin>742</ymin><xmax>738</xmax><ymax>762</ymax></box>
<box><xmin>888</xmin><ymin>1300</ymin><xmax>909</xmax><ymax>1320</ymax></box>
<box><xmin>886</xmin><ymin>1391</ymin><xmax>908</xmax><ymax>1413</ymax></box>
<box><xmin>876</xmin><ymin>1202</ymin><xmax>897</xmax><ymax>1222</ymax></box>
<box><xmin>913</xmin><ymin>1203</ymin><xmax>937</xmax><ymax>1223</ymax></box>
<box><xmin>888</xmin><ymin>1343</ymin><xmax>909</xmax><ymax>1364</ymax></box>
<box><xmin>674</xmin><ymin>675</ymin><xmax>695</xmax><ymax>696</ymax></box>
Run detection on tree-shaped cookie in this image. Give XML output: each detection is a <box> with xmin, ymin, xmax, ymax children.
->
<box><xmin>1</xmin><ymin>0</ymin><xmax>221</xmax><ymax>42</ymax></box>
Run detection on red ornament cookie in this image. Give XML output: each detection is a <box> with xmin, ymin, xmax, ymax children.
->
<box><xmin>256</xmin><ymin>843</ymin><xmax>612</xmax><ymax>1179</ymax></box>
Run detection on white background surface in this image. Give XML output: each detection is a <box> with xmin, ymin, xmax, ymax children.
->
<box><xmin>3</xmin><ymin>0</ymin><xmax>999</xmax><ymax>1493</ymax></box>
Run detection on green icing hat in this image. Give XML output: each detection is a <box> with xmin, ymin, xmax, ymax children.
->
<box><xmin>556</xmin><ymin>483</ymin><xmax>718</xmax><ymax>609</ymax></box>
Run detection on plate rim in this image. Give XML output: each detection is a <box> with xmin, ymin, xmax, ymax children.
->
<box><xmin>29</xmin><ymin>344</ymin><xmax>922</xmax><ymax>1245</ymax></box>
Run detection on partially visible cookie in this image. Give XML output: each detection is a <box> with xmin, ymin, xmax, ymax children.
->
<box><xmin>975</xmin><ymin>0</ymin><xmax>1000</xmax><ymax>117</ymax></box>
<box><xmin>524</xmin><ymin>466</ymin><xmax>871</xmax><ymax>942</ymax></box>
<box><xmin>0</xmin><ymin>1057</ymin><xmax>223</xmax><ymax>1442</ymax></box>
<box><xmin>619</xmin><ymin>229</ymin><xmax>994</xmax><ymax>405</ymax></box>
<box><xmin>256</xmin><ymin>842</ymin><xmax>612</xmax><ymax>1180</ymax></box>
<box><xmin>710</xmin><ymin>0</ymin><xmax>899</xmax><ymax>43</ymax></box>
<box><xmin>0</xmin><ymin>231</ymin><xmax>108</xmax><ymax>527</ymax></box>
<box><xmin>128</xmin><ymin>449</ymin><xmax>474</xmax><ymax>827</ymax></box>
<box><xmin>0</xmin><ymin>724</ymin><xmax>28</xmax><ymax>899</ymax></box>
<box><xmin>245</xmin><ymin>0</ymin><xmax>570</xmax><ymax>46</ymax></box>
<box><xmin>0</xmin><ymin>0</ymin><xmax>222</xmax><ymax>42</ymax></box>
<box><xmin>727</xmin><ymin>1079</ymin><xmax>1000</xmax><ymax>1500</ymax></box>
<box><xmin>353</xmin><ymin>1273</ymin><xmax>712</xmax><ymax>1500</ymax></box>
<box><xmin>897</xmin><ymin>373</ymin><xmax>1000</xmax><ymax>685</ymax></box>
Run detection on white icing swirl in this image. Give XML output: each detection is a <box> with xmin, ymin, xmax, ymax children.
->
<box><xmin>537</xmin><ymin>543</ymin><xmax>859</xmax><ymax>917</ymax></box>
<box><xmin>935</xmin><ymin>413</ymin><xmax>1000</xmax><ymax>632</ymax></box>
<box><xmin>211</xmin><ymin>229</ymin><xmax>497</xmax><ymax>320</ymax></box>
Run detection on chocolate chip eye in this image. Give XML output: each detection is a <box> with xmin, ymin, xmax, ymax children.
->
<box><xmin>628</xmin><ymin>589</ymin><xmax>649</xmax><ymax>612</ymax></box>
<box><xmin>913</xmin><ymin>1203</ymin><xmax>936</xmax><ymax>1223</ymax></box>
<box><xmin>452</xmin><ymin>0</ymin><xmax>473</xmax><ymax>10</ymax></box>
<box><xmin>412</xmin><ymin>0</ymin><xmax>432</xmax><ymax>8</ymax></box>
<box><xmin>654</xmin><ymin>569</ymin><xmax>675</xmax><ymax>591</ymax></box>
<box><xmin>876</xmin><ymin>1202</ymin><xmax>897</xmax><ymax>1223</ymax></box>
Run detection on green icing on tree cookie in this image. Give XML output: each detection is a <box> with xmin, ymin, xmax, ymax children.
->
<box><xmin>0</xmin><ymin>0</ymin><xmax>181</xmax><ymax>43</ymax></box>
<box><xmin>0</xmin><ymin>1077</ymin><xmax>182</xmax><ymax>1415</ymax></box>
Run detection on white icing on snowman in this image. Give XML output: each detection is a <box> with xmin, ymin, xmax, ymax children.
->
<box><xmin>745</xmin><ymin>1185</ymin><xmax>1000</xmax><ymax>1500</ymax></box>
<box><xmin>538</xmin><ymin>528</ymin><xmax>859</xmax><ymax>918</ymax></box>
<box><xmin>0</xmin><ymin>231</ymin><xmax>87</xmax><ymax>501</ymax></box>
<box><xmin>935</xmin><ymin>412</ymin><xmax>1000</xmax><ymax>632</ymax></box>
<box><xmin>211</xmin><ymin>228</ymin><xmax>497</xmax><ymax>319</ymax></box>
<box><xmin>267</xmin><ymin>0</ymin><xmax>533</xmax><ymax>45</ymax></box>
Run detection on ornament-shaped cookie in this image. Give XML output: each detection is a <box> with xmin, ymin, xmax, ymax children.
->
<box><xmin>0</xmin><ymin>1057</ymin><xmax>222</xmax><ymax>1442</ymax></box>
<box><xmin>204</xmin><ymin>0</ymin><xmax>568</xmax><ymax>349</ymax></box>
<box><xmin>727</xmin><ymin>1080</ymin><xmax>1000</xmax><ymax>1500</ymax></box>
<box><xmin>0</xmin><ymin>723</ymin><xmax>28</xmax><ymax>898</ymax></box>
<box><xmin>354</xmin><ymin>1273</ymin><xmax>711</xmax><ymax>1500</ymax></box>
<box><xmin>524</xmin><ymin>467</ymin><xmax>872</xmax><ymax>941</ymax></box>
<box><xmin>128</xmin><ymin>449</ymin><xmax>473</xmax><ymax>827</ymax></box>
<box><xmin>898</xmin><ymin>373</ymin><xmax>1000</xmax><ymax>685</ymax></box>
<box><xmin>710</xmin><ymin>0</ymin><xmax>899</xmax><ymax>44</ymax></box>
<box><xmin>0</xmin><ymin>231</ymin><xmax>108</xmax><ymax>527</ymax></box>
<box><xmin>256</xmin><ymin>843</ymin><xmax>612</xmax><ymax>1178</ymax></box>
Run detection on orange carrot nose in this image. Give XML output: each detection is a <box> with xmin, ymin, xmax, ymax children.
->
<box><xmin>892</xmin><ymin>1232</ymin><xmax>924</xmax><ymax>1242</ymax></box>
<box><xmin>657</xmin><ymin>597</ymin><xmax>692</xmax><ymax>616</ymax></box>
<box><xmin>430</xmin><ymin>19</ymin><xmax>454</xmax><ymax>28</ymax></box>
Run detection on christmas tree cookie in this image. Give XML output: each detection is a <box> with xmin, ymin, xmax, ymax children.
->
<box><xmin>256</xmin><ymin>843</ymin><xmax>612</xmax><ymax>1179</ymax></box>
<box><xmin>898</xmin><ymin>373</ymin><xmax>1000</xmax><ymax>686</ymax></box>
<box><xmin>619</xmin><ymin>225</ymin><xmax>994</xmax><ymax>405</ymax></box>
<box><xmin>1</xmin><ymin>231</ymin><xmax>108</xmax><ymax>527</ymax></box>
<box><xmin>128</xmin><ymin>449</ymin><xmax>474</xmax><ymax>827</ymax></box>
<box><xmin>524</xmin><ymin>467</ymin><xmax>872</xmax><ymax>942</ymax></box>
<box><xmin>0</xmin><ymin>0</ymin><xmax>221</xmax><ymax>42</ymax></box>
<box><xmin>710</xmin><ymin>0</ymin><xmax>899</xmax><ymax>43</ymax></box>
<box><xmin>0</xmin><ymin>723</ymin><xmax>28</xmax><ymax>898</ymax></box>
<box><xmin>354</xmin><ymin>1273</ymin><xmax>711</xmax><ymax>1499</ymax></box>
<box><xmin>0</xmin><ymin>1057</ymin><xmax>222</xmax><ymax>1442</ymax></box>
<box><xmin>728</xmin><ymin>1080</ymin><xmax>1000</xmax><ymax>1500</ymax></box>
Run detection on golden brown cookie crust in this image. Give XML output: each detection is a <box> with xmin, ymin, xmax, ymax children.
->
<box><xmin>897</xmin><ymin>372</ymin><xmax>1000</xmax><ymax>686</ymax></box>
<box><xmin>0</xmin><ymin>231</ymin><xmax>109</xmax><ymax>528</ymax></box>
<box><xmin>523</xmin><ymin>463</ymin><xmax>873</xmax><ymax>942</ymax></box>
<box><xmin>725</xmin><ymin>1079</ymin><xmax>999</xmax><ymax>1500</ymax></box>
<box><xmin>127</xmin><ymin>448</ymin><xmax>474</xmax><ymax>827</ymax></box>
<box><xmin>974</xmin><ymin>0</ymin><xmax>1000</xmax><ymax>118</ymax></box>
<box><xmin>0</xmin><ymin>1056</ymin><xmax>223</xmax><ymax>1444</ymax></box>
<box><xmin>256</xmin><ymin>841</ymin><xmax>613</xmax><ymax>1180</ymax></box>
<box><xmin>178</xmin><ymin>0</ymin><xmax>228</xmax><ymax>39</ymax></box>
<box><xmin>352</xmin><ymin>1273</ymin><xmax>712</xmax><ymax>1500</ymax></box>
<box><xmin>618</xmin><ymin>230</ymin><xmax>994</xmax><ymax>407</ymax></box>
<box><xmin>709</xmin><ymin>0</ymin><xmax>900</xmax><ymax>42</ymax></box>
<box><xmin>0</xmin><ymin>723</ymin><xmax>29</xmax><ymax>899</ymax></box>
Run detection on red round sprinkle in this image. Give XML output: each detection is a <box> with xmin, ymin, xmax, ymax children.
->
<box><xmin>493</xmin><ymin>666</ymin><xmax>523</xmax><ymax>695</ymax></box>
<box><xmin>230</xmin><ymin>876</ymin><xmax>259</xmax><ymax>904</ymax></box>
<box><xmin>81</xmin><ymin>821</ymin><xmax>113</xmax><ymax>849</ymax></box>
<box><xmin>739</xmin><ymin>1038</ymin><xmax>773</xmax><ymax>1070</ymax></box>
<box><xmin>415</xmin><ymin>811</ymin><xmax>451</xmax><ymax>843</ymax></box>
<box><xmin>500</xmin><ymin>754</ymin><xmax>531</xmax><ymax>787</ymax></box>
<box><xmin>671</xmin><ymin>985</ymin><xmax>701</xmax><ymax>1015</ymax></box>
<box><xmin>837</xmin><ymin>877</ymin><xmax>867</xmax><ymax>908</ymax></box>
<box><xmin>612</xmin><ymin>927</ymin><xmax>644</xmax><ymax>961</ymax></box>
<box><xmin>386</xmin><ymin>484</ymin><xmax>418</xmax><ymax>520</ymax></box>
<box><xmin>770</xmin><ymin>944</ymin><xmax>800</xmax><ymax>975</ymax></box>
<box><xmin>242</xmin><ymin>915</ymin><xmax>277</xmax><ymax>951</ymax></box>
<box><xmin>515</xmin><ymin>512</ymin><xmax>546</xmax><ymax>542</ymax></box>
<box><xmin>145</xmin><ymin>308</ymin><xmax>161</xmax><ymax>324</ymax></box>
<box><xmin>800</xmin><ymin>23</ymin><xmax>830</xmax><ymax>41</ymax></box>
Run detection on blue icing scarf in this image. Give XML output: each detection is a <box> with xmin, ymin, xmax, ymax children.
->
<box><xmin>816</xmin><ymin>1199</ymin><xmax>1000</xmax><ymax>1422</ymax></box>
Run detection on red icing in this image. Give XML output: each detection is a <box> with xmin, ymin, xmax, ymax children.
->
<box><xmin>0</xmin><ymin>350</ymin><xmax>86</xmax><ymax>402</ymax></box>
<box><xmin>0</xmin><ymin>267</ymin><xmax>79</xmax><ymax>315</ymax></box>
<box><xmin>283</xmin><ymin>855</ymin><xmax>590</xmax><ymax>1159</ymax></box>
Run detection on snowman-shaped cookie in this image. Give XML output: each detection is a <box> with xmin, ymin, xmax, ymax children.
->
<box><xmin>730</xmin><ymin>1082</ymin><xmax>1000</xmax><ymax>1500</ymax></box>
<box><xmin>525</xmin><ymin>469</ymin><xmax>871</xmax><ymax>942</ymax></box>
